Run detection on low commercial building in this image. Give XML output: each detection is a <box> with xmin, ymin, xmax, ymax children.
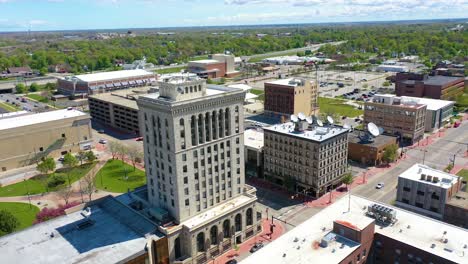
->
<box><xmin>395</xmin><ymin>73</ymin><xmax>465</xmax><ymax>100</ymax></box>
<box><xmin>264</xmin><ymin>78</ymin><xmax>318</xmax><ymax>118</ymax></box>
<box><xmin>57</xmin><ymin>69</ymin><xmax>156</xmax><ymax>96</ymax></box>
<box><xmin>376</xmin><ymin>64</ymin><xmax>409</xmax><ymax>73</ymax></box>
<box><xmin>244</xmin><ymin>129</ymin><xmax>264</xmax><ymax>178</ymax></box>
<box><xmin>188</xmin><ymin>54</ymin><xmax>240</xmax><ymax>79</ymax></box>
<box><xmin>0</xmin><ymin>195</ymin><xmax>168</xmax><ymax>264</ymax></box>
<box><xmin>263</xmin><ymin>120</ymin><xmax>348</xmax><ymax>197</ymax></box>
<box><xmin>0</xmin><ymin>109</ymin><xmax>92</xmax><ymax>171</ymax></box>
<box><xmin>242</xmin><ymin>195</ymin><xmax>468</xmax><ymax>264</ymax></box>
<box><xmin>404</xmin><ymin>96</ymin><xmax>454</xmax><ymax>132</ymax></box>
<box><xmin>444</xmin><ymin>191</ymin><xmax>468</xmax><ymax>228</ymax></box>
<box><xmin>348</xmin><ymin>130</ymin><xmax>397</xmax><ymax>166</ymax></box>
<box><xmin>88</xmin><ymin>87</ymin><xmax>156</xmax><ymax>135</ymax></box>
<box><xmin>364</xmin><ymin>94</ymin><xmax>427</xmax><ymax>144</ymax></box>
<box><xmin>396</xmin><ymin>164</ymin><xmax>465</xmax><ymax>222</ymax></box>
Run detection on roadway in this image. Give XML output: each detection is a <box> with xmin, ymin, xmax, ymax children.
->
<box><xmin>0</xmin><ymin>93</ymin><xmax>51</xmax><ymax>112</ymax></box>
<box><xmin>353</xmin><ymin>121</ymin><xmax>468</xmax><ymax>204</ymax></box>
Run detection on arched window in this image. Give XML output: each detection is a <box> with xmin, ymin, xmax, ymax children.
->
<box><xmin>174</xmin><ymin>237</ymin><xmax>182</xmax><ymax>259</ymax></box>
<box><xmin>196</xmin><ymin>232</ymin><xmax>205</xmax><ymax>252</ymax></box>
<box><xmin>246</xmin><ymin>208</ymin><xmax>253</xmax><ymax>226</ymax></box>
<box><xmin>190</xmin><ymin>86</ymin><xmax>193</xmax><ymax>93</ymax></box>
<box><xmin>235</xmin><ymin>213</ymin><xmax>242</xmax><ymax>232</ymax></box>
<box><xmin>223</xmin><ymin>219</ymin><xmax>231</xmax><ymax>238</ymax></box>
<box><xmin>210</xmin><ymin>226</ymin><xmax>218</xmax><ymax>245</ymax></box>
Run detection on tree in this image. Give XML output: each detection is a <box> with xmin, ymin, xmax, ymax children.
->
<box><xmin>108</xmin><ymin>141</ymin><xmax>121</xmax><ymax>160</ymax></box>
<box><xmin>341</xmin><ymin>173</ymin><xmax>354</xmax><ymax>191</ymax></box>
<box><xmin>85</xmin><ymin>151</ymin><xmax>97</xmax><ymax>163</ymax></box>
<box><xmin>382</xmin><ymin>81</ymin><xmax>391</xmax><ymax>87</ymax></box>
<box><xmin>76</xmin><ymin>151</ymin><xmax>87</xmax><ymax>166</ymax></box>
<box><xmin>56</xmin><ymin>186</ymin><xmax>73</xmax><ymax>205</ymax></box>
<box><xmin>127</xmin><ymin>146</ymin><xmax>143</xmax><ymax>171</ymax></box>
<box><xmin>29</xmin><ymin>83</ymin><xmax>40</xmax><ymax>92</ymax></box>
<box><xmin>62</xmin><ymin>153</ymin><xmax>78</xmax><ymax>186</ymax></box>
<box><xmin>0</xmin><ymin>210</ymin><xmax>19</xmax><ymax>236</ymax></box>
<box><xmin>36</xmin><ymin>157</ymin><xmax>56</xmax><ymax>175</ymax></box>
<box><xmin>15</xmin><ymin>83</ymin><xmax>26</xmax><ymax>94</ymax></box>
<box><xmin>81</xmin><ymin>172</ymin><xmax>96</xmax><ymax>202</ymax></box>
<box><xmin>382</xmin><ymin>144</ymin><xmax>398</xmax><ymax>164</ymax></box>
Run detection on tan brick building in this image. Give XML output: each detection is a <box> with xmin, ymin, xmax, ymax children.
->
<box><xmin>264</xmin><ymin>78</ymin><xmax>318</xmax><ymax>118</ymax></box>
<box><xmin>0</xmin><ymin>109</ymin><xmax>92</xmax><ymax>171</ymax></box>
<box><xmin>348</xmin><ymin>130</ymin><xmax>397</xmax><ymax>166</ymax></box>
<box><xmin>364</xmin><ymin>94</ymin><xmax>426</xmax><ymax>144</ymax></box>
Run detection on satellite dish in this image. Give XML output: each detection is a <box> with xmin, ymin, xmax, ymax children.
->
<box><xmin>316</xmin><ymin>119</ymin><xmax>323</xmax><ymax>127</ymax></box>
<box><xmin>343</xmin><ymin>124</ymin><xmax>351</xmax><ymax>129</ymax></box>
<box><xmin>306</xmin><ymin>116</ymin><xmax>313</xmax><ymax>124</ymax></box>
<box><xmin>290</xmin><ymin>115</ymin><xmax>298</xmax><ymax>122</ymax></box>
<box><xmin>327</xmin><ymin>116</ymin><xmax>334</xmax><ymax>125</ymax></box>
<box><xmin>368</xmin><ymin>122</ymin><xmax>380</xmax><ymax>137</ymax></box>
<box><xmin>298</xmin><ymin>112</ymin><xmax>306</xmax><ymax>120</ymax></box>
<box><xmin>378</xmin><ymin>127</ymin><xmax>384</xmax><ymax>135</ymax></box>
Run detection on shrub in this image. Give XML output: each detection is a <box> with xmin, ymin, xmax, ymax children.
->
<box><xmin>0</xmin><ymin>210</ymin><xmax>19</xmax><ymax>236</ymax></box>
<box><xmin>34</xmin><ymin>201</ymin><xmax>80</xmax><ymax>224</ymax></box>
<box><xmin>47</xmin><ymin>175</ymin><xmax>66</xmax><ymax>188</ymax></box>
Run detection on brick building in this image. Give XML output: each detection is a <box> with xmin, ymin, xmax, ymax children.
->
<box><xmin>348</xmin><ymin>130</ymin><xmax>397</xmax><ymax>166</ymax></box>
<box><xmin>188</xmin><ymin>54</ymin><xmax>239</xmax><ymax>79</ymax></box>
<box><xmin>264</xmin><ymin>78</ymin><xmax>318</xmax><ymax>118</ymax></box>
<box><xmin>364</xmin><ymin>94</ymin><xmax>427</xmax><ymax>144</ymax></box>
<box><xmin>395</xmin><ymin>73</ymin><xmax>465</xmax><ymax>100</ymax></box>
<box><xmin>243</xmin><ymin>195</ymin><xmax>468</xmax><ymax>264</ymax></box>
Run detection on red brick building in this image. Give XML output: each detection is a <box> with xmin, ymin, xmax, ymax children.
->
<box><xmin>188</xmin><ymin>54</ymin><xmax>239</xmax><ymax>79</ymax></box>
<box><xmin>395</xmin><ymin>73</ymin><xmax>465</xmax><ymax>100</ymax></box>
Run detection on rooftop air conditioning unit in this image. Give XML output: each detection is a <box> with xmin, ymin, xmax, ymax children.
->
<box><xmin>420</xmin><ymin>174</ymin><xmax>426</xmax><ymax>181</ymax></box>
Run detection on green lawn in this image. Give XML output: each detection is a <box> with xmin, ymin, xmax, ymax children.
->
<box><xmin>95</xmin><ymin>159</ymin><xmax>146</xmax><ymax>193</ymax></box>
<box><xmin>457</xmin><ymin>169</ymin><xmax>468</xmax><ymax>182</ymax></box>
<box><xmin>26</xmin><ymin>93</ymin><xmax>49</xmax><ymax>103</ymax></box>
<box><xmin>155</xmin><ymin>66</ymin><xmax>187</xmax><ymax>74</ymax></box>
<box><xmin>0</xmin><ymin>202</ymin><xmax>40</xmax><ymax>235</ymax></box>
<box><xmin>318</xmin><ymin>97</ymin><xmax>363</xmax><ymax>118</ymax></box>
<box><xmin>250</xmin><ymin>89</ymin><xmax>265</xmax><ymax>102</ymax></box>
<box><xmin>0</xmin><ymin>101</ymin><xmax>19</xmax><ymax>112</ymax></box>
<box><xmin>0</xmin><ymin>163</ymin><xmax>96</xmax><ymax>197</ymax></box>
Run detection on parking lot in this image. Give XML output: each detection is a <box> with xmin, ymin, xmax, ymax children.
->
<box><xmin>0</xmin><ymin>93</ymin><xmax>51</xmax><ymax>113</ymax></box>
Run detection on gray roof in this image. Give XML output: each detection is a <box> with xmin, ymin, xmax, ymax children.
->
<box><xmin>0</xmin><ymin>195</ymin><xmax>162</xmax><ymax>264</ymax></box>
<box><xmin>423</xmin><ymin>75</ymin><xmax>463</xmax><ymax>86</ymax></box>
<box><xmin>348</xmin><ymin>130</ymin><xmax>397</xmax><ymax>148</ymax></box>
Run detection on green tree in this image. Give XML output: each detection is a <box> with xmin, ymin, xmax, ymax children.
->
<box><xmin>62</xmin><ymin>153</ymin><xmax>78</xmax><ymax>186</ymax></box>
<box><xmin>15</xmin><ymin>83</ymin><xmax>26</xmax><ymax>94</ymax></box>
<box><xmin>342</xmin><ymin>173</ymin><xmax>354</xmax><ymax>191</ymax></box>
<box><xmin>76</xmin><ymin>151</ymin><xmax>87</xmax><ymax>166</ymax></box>
<box><xmin>36</xmin><ymin>157</ymin><xmax>56</xmax><ymax>175</ymax></box>
<box><xmin>382</xmin><ymin>81</ymin><xmax>391</xmax><ymax>87</ymax></box>
<box><xmin>382</xmin><ymin>144</ymin><xmax>398</xmax><ymax>164</ymax></box>
<box><xmin>29</xmin><ymin>83</ymin><xmax>40</xmax><ymax>92</ymax></box>
<box><xmin>85</xmin><ymin>151</ymin><xmax>97</xmax><ymax>163</ymax></box>
<box><xmin>0</xmin><ymin>210</ymin><xmax>19</xmax><ymax>236</ymax></box>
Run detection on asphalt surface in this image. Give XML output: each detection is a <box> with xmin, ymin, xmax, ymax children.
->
<box><xmin>0</xmin><ymin>93</ymin><xmax>51</xmax><ymax>112</ymax></box>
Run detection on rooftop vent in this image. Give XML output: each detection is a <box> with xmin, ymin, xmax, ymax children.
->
<box><xmin>420</xmin><ymin>174</ymin><xmax>426</xmax><ymax>181</ymax></box>
<box><xmin>433</xmin><ymin>177</ymin><xmax>439</xmax><ymax>183</ymax></box>
<box><xmin>426</xmin><ymin>175</ymin><xmax>433</xmax><ymax>182</ymax></box>
<box><xmin>431</xmin><ymin>244</ymin><xmax>436</xmax><ymax>249</ymax></box>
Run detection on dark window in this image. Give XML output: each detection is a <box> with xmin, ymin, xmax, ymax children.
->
<box><xmin>403</xmin><ymin>187</ymin><xmax>411</xmax><ymax>192</ymax></box>
<box><xmin>417</xmin><ymin>190</ymin><xmax>425</xmax><ymax>196</ymax></box>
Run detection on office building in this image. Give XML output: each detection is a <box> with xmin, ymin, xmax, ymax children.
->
<box><xmin>244</xmin><ymin>128</ymin><xmax>264</xmax><ymax>178</ymax></box>
<box><xmin>263</xmin><ymin>120</ymin><xmax>348</xmax><ymax>198</ymax></box>
<box><xmin>405</xmin><ymin>96</ymin><xmax>454</xmax><ymax>132</ymax></box>
<box><xmin>264</xmin><ymin>78</ymin><xmax>318</xmax><ymax>118</ymax></box>
<box><xmin>188</xmin><ymin>54</ymin><xmax>239</xmax><ymax>79</ymax></box>
<box><xmin>364</xmin><ymin>94</ymin><xmax>427</xmax><ymax>144</ymax></box>
<box><xmin>0</xmin><ymin>109</ymin><xmax>92</xmax><ymax>171</ymax></box>
<box><xmin>57</xmin><ymin>69</ymin><xmax>156</xmax><ymax>96</ymax></box>
<box><xmin>396</xmin><ymin>164</ymin><xmax>466</xmax><ymax>226</ymax></box>
<box><xmin>395</xmin><ymin>73</ymin><xmax>465</xmax><ymax>100</ymax></box>
<box><xmin>137</xmin><ymin>75</ymin><xmax>259</xmax><ymax>263</ymax></box>
<box><xmin>0</xmin><ymin>195</ymin><xmax>169</xmax><ymax>264</ymax></box>
<box><xmin>88</xmin><ymin>87</ymin><xmax>156</xmax><ymax>135</ymax></box>
<box><xmin>348</xmin><ymin>130</ymin><xmax>397</xmax><ymax>166</ymax></box>
<box><xmin>242</xmin><ymin>195</ymin><xmax>468</xmax><ymax>264</ymax></box>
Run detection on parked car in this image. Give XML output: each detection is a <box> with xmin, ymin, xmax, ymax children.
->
<box><xmin>250</xmin><ymin>243</ymin><xmax>264</xmax><ymax>253</ymax></box>
<box><xmin>376</xmin><ymin>182</ymin><xmax>385</xmax><ymax>189</ymax></box>
<box><xmin>58</xmin><ymin>156</ymin><xmax>65</xmax><ymax>162</ymax></box>
<box><xmin>98</xmin><ymin>129</ymin><xmax>105</xmax><ymax>134</ymax></box>
<box><xmin>136</xmin><ymin>137</ymin><xmax>144</xmax><ymax>141</ymax></box>
<box><xmin>99</xmin><ymin>139</ymin><xmax>107</xmax><ymax>144</ymax></box>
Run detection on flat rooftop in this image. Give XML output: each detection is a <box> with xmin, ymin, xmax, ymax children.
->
<box><xmin>447</xmin><ymin>191</ymin><xmax>468</xmax><ymax>209</ymax></box>
<box><xmin>423</xmin><ymin>75</ymin><xmax>464</xmax><ymax>86</ymax></box>
<box><xmin>348</xmin><ymin>130</ymin><xmax>396</xmax><ymax>147</ymax></box>
<box><xmin>71</xmin><ymin>69</ymin><xmax>154</xmax><ymax>83</ymax></box>
<box><xmin>244</xmin><ymin>129</ymin><xmax>264</xmax><ymax>150</ymax></box>
<box><xmin>399</xmin><ymin>164</ymin><xmax>460</xmax><ymax>189</ymax></box>
<box><xmin>0</xmin><ymin>196</ymin><xmax>162</xmax><ymax>264</ymax></box>
<box><xmin>264</xmin><ymin>122</ymin><xmax>348</xmax><ymax>143</ymax></box>
<box><xmin>140</xmin><ymin>84</ymin><xmax>241</xmax><ymax>103</ymax></box>
<box><xmin>373</xmin><ymin>94</ymin><xmax>454</xmax><ymax>111</ymax></box>
<box><xmin>188</xmin><ymin>59</ymin><xmax>220</xmax><ymax>64</ymax></box>
<box><xmin>241</xmin><ymin>195</ymin><xmax>468</xmax><ymax>264</ymax></box>
<box><xmin>89</xmin><ymin>87</ymin><xmax>155</xmax><ymax>110</ymax></box>
<box><xmin>158</xmin><ymin>74</ymin><xmax>202</xmax><ymax>84</ymax></box>
<box><xmin>265</xmin><ymin>78</ymin><xmax>307</xmax><ymax>87</ymax></box>
<box><xmin>0</xmin><ymin>109</ymin><xmax>87</xmax><ymax>131</ymax></box>
<box><xmin>370</xmin><ymin>94</ymin><xmax>426</xmax><ymax>109</ymax></box>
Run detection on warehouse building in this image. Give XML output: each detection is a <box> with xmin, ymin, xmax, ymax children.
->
<box><xmin>0</xmin><ymin>109</ymin><xmax>92</xmax><ymax>171</ymax></box>
<box><xmin>188</xmin><ymin>54</ymin><xmax>240</xmax><ymax>79</ymax></box>
<box><xmin>57</xmin><ymin>69</ymin><xmax>156</xmax><ymax>96</ymax></box>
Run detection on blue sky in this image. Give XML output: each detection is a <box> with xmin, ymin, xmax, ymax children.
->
<box><xmin>0</xmin><ymin>0</ymin><xmax>467</xmax><ymax>31</ymax></box>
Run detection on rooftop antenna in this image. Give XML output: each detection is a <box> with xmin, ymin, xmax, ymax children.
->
<box><xmin>290</xmin><ymin>114</ymin><xmax>298</xmax><ymax>123</ymax></box>
<box><xmin>368</xmin><ymin>122</ymin><xmax>380</xmax><ymax>137</ymax></box>
<box><xmin>327</xmin><ymin>116</ymin><xmax>334</xmax><ymax>126</ymax></box>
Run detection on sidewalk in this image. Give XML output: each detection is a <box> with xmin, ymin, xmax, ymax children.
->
<box><xmin>215</xmin><ymin>218</ymin><xmax>285</xmax><ymax>264</ymax></box>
